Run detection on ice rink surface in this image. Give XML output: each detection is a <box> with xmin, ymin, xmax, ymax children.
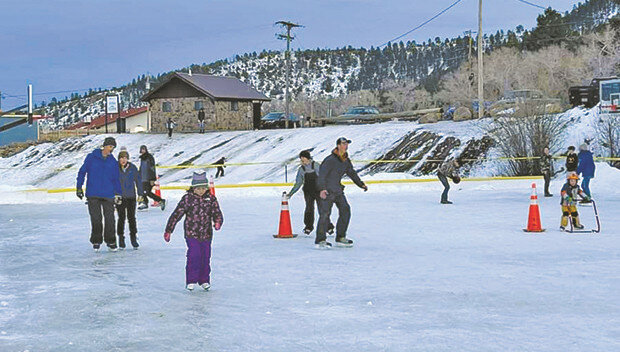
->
<box><xmin>1</xmin><ymin>179</ymin><xmax>619</xmax><ymax>351</ymax></box>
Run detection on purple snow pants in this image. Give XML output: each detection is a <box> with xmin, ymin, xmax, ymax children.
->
<box><xmin>185</xmin><ymin>237</ymin><xmax>212</xmax><ymax>285</ymax></box>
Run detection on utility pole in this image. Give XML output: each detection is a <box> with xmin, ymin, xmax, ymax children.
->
<box><xmin>477</xmin><ymin>0</ymin><xmax>484</xmax><ymax>119</ymax></box>
<box><xmin>276</xmin><ymin>21</ymin><xmax>303</xmax><ymax>129</ymax></box>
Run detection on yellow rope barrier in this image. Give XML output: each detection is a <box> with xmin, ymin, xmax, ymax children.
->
<box><xmin>22</xmin><ymin>176</ymin><xmax>543</xmax><ymax>194</ymax></box>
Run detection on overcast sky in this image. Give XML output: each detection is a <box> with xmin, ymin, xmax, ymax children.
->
<box><xmin>0</xmin><ymin>0</ymin><xmax>581</xmax><ymax>109</ymax></box>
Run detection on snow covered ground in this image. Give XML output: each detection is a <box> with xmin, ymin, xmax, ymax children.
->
<box><xmin>1</xmin><ymin>173</ymin><xmax>619</xmax><ymax>351</ymax></box>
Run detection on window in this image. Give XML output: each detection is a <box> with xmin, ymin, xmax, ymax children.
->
<box><xmin>162</xmin><ymin>102</ymin><xmax>172</xmax><ymax>112</ymax></box>
<box><xmin>194</xmin><ymin>101</ymin><xmax>204</xmax><ymax>111</ymax></box>
<box><xmin>231</xmin><ymin>101</ymin><xmax>239</xmax><ymax>111</ymax></box>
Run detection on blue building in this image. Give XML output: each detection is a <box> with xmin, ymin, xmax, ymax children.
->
<box><xmin>0</xmin><ymin>117</ymin><xmax>39</xmax><ymax>147</ymax></box>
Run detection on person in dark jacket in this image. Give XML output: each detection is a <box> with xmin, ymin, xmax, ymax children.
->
<box><xmin>576</xmin><ymin>143</ymin><xmax>595</xmax><ymax>202</ymax></box>
<box><xmin>138</xmin><ymin>145</ymin><xmax>165</xmax><ymax>210</ymax></box>
<box><xmin>76</xmin><ymin>137</ymin><xmax>122</xmax><ymax>251</ymax></box>
<box><xmin>286</xmin><ymin>150</ymin><xmax>334</xmax><ymax>235</ymax></box>
<box><xmin>116</xmin><ymin>147</ymin><xmax>143</xmax><ymax>249</ymax></box>
<box><xmin>539</xmin><ymin>147</ymin><xmax>554</xmax><ymax>197</ymax></box>
<box><xmin>164</xmin><ymin>172</ymin><xmax>223</xmax><ymax>291</ymax></box>
<box><xmin>213</xmin><ymin>157</ymin><xmax>226</xmax><ymax>178</ymax></box>
<box><xmin>437</xmin><ymin>159</ymin><xmax>460</xmax><ymax>204</ymax></box>
<box><xmin>198</xmin><ymin>108</ymin><xmax>206</xmax><ymax>133</ymax></box>
<box><xmin>166</xmin><ymin>118</ymin><xmax>175</xmax><ymax>138</ymax></box>
<box><xmin>315</xmin><ymin>137</ymin><xmax>368</xmax><ymax>248</ymax></box>
<box><xmin>565</xmin><ymin>146</ymin><xmax>578</xmax><ymax>173</ymax></box>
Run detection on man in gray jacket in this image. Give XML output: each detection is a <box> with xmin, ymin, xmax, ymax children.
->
<box><xmin>437</xmin><ymin>159</ymin><xmax>460</xmax><ymax>204</ymax></box>
<box><xmin>315</xmin><ymin>137</ymin><xmax>368</xmax><ymax>248</ymax></box>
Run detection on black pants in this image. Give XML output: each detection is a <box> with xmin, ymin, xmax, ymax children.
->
<box><xmin>142</xmin><ymin>182</ymin><xmax>163</xmax><ymax>204</ymax></box>
<box><xmin>168</xmin><ymin>128</ymin><xmax>173</xmax><ymax>138</ymax></box>
<box><xmin>87</xmin><ymin>197</ymin><xmax>116</xmax><ymax>246</ymax></box>
<box><xmin>215</xmin><ymin>167</ymin><xmax>224</xmax><ymax>178</ymax></box>
<box><xmin>116</xmin><ymin>198</ymin><xmax>137</xmax><ymax>240</ymax></box>
<box><xmin>543</xmin><ymin>171</ymin><xmax>551</xmax><ymax>195</ymax></box>
<box><xmin>316</xmin><ymin>192</ymin><xmax>350</xmax><ymax>244</ymax></box>
<box><xmin>303</xmin><ymin>190</ymin><xmax>333</xmax><ymax>232</ymax></box>
<box><xmin>438</xmin><ymin>174</ymin><xmax>450</xmax><ymax>202</ymax></box>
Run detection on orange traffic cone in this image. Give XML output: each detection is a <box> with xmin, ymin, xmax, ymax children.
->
<box><xmin>273</xmin><ymin>192</ymin><xmax>298</xmax><ymax>238</ymax></box>
<box><xmin>151</xmin><ymin>175</ymin><xmax>161</xmax><ymax>207</ymax></box>
<box><xmin>209</xmin><ymin>174</ymin><xmax>216</xmax><ymax>197</ymax></box>
<box><xmin>524</xmin><ymin>182</ymin><xmax>545</xmax><ymax>232</ymax></box>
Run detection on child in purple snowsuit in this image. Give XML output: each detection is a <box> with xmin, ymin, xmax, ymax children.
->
<box><xmin>164</xmin><ymin>172</ymin><xmax>223</xmax><ymax>291</ymax></box>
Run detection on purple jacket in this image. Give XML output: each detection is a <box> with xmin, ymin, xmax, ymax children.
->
<box><xmin>165</xmin><ymin>190</ymin><xmax>224</xmax><ymax>241</ymax></box>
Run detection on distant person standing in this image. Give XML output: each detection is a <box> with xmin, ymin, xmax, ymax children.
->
<box><xmin>138</xmin><ymin>145</ymin><xmax>166</xmax><ymax>211</ymax></box>
<box><xmin>315</xmin><ymin>137</ymin><xmax>368</xmax><ymax>248</ymax></box>
<box><xmin>286</xmin><ymin>150</ymin><xmax>334</xmax><ymax>235</ymax></box>
<box><xmin>576</xmin><ymin>143</ymin><xmax>595</xmax><ymax>203</ymax></box>
<box><xmin>116</xmin><ymin>147</ymin><xmax>143</xmax><ymax>249</ymax></box>
<box><xmin>565</xmin><ymin>146</ymin><xmax>578</xmax><ymax>173</ymax></box>
<box><xmin>166</xmin><ymin>117</ymin><xmax>175</xmax><ymax>138</ymax></box>
<box><xmin>198</xmin><ymin>108</ymin><xmax>206</xmax><ymax>134</ymax></box>
<box><xmin>76</xmin><ymin>137</ymin><xmax>122</xmax><ymax>252</ymax></box>
<box><xmin>213</xmin><ymin>157</ymin><xmax>226</xmax><ymax>178</ymax></box>
<box><xmin>539</xmin><ymin>147</ymin><xmax>554</xmax><ymax>197</ymax></box>
<box><xmin>437</xmin><ymin>159</ymin><xmax>460</xmax><ymax>204</ymax></box>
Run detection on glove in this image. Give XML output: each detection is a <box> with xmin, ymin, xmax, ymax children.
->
<box><xmin>76</xmin><ymin>188</ymin><xmax>84</xmax><ymax>200</ymax></box>
<box><xmin>361</xmin><ymin>184</ymin><xmax>368</xmax><ymax>192</ymax></box>
<box><xmin>282</xmin><ymin>191</ymin><xmax>289</xmax><ymax>200</ymax></box>
<box><xmin>320</xmin><ymin>190</ymin><xmax>328</xmax><ymax>199</ymax></box>
<box><xmin>150</xmin><ymin>180</ymin><xmax>155</xmax><ymax>186</ymax></box>
<box><xmin>582</xmin><ymin>195</ymin><xmax>591</xmax><ymax>201</ymax></box>
<box><xmin>214</xmin><ymin>222</ymin><xmax>222</xmax><ymax>231</ymax></box>
<box><xmin>137</xmin><ymin>196</ymin><xmax>144</xmax><ymax>203</ymax></box>
<box><xmin>114</xmin><ymin>195</ymin><xmax>122</xmax><ymax>205</ymax></box>
<box><xmin>164</xmin><ymin>232</ymin><xmax>171</xmax><ymax>242</ymax></box>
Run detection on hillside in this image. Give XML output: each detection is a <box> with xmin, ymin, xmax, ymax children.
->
<box><xmin>34</xmin><ymin>0</ymin><xmax>619</xmax><ymax>130</ymax></box>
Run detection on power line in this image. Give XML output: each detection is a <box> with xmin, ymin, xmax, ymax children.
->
<box><xmin>515</xmin><ymin>0</ymin><xmax>547</xmax><ymax>10</ymax></box>
<box><xmin>379</xmin><ymin>0</ymin><xmax>464</xmax><ymax>48</ymax></box>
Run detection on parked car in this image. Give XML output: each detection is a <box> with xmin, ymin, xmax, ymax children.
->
<box><xmin>342</xmin><ymin>106</ymin><xmax>380</xmax><ymax>116</ymax></box>
<box><xmin>489</xmin><ymin>90</ymin><xmax>561</xmax><ymax>117</ymax></box>
<box><xmin>260</xmin><ymin>112</ymin><xmax>300</xmax><ymax>129</ymax></box>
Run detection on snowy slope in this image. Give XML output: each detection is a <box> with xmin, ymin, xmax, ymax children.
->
<box><xmin>1</xmin><ymin>106</ymin><xmax>618</xmax><ymax>204</ymax></box>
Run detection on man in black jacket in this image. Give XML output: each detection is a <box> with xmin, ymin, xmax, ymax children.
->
<box><xmin>138</xmin><ymin>145</ymin><xmax>166</xmax><ymax>211</ymax></box>
<box><xmin>315</xmin><ymin>137</ymin><xmax>368</xmax><ymax>248</ymax></box>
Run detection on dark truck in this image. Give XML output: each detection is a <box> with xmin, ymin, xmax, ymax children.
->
<box><xmin>569</xmin><ymin>77</ymin><xmax>618</xmax><ymax>108</ymax></box>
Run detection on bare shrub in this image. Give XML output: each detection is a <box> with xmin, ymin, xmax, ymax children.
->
<box><xmin>487</xmin><ymin>112</ymin><xmax>570</xmax><ymax>175</ymax></box>
<box><xmin>596</xmin><ymin>114</ymin><xmax>620</xmax><ymax>169</ymax></box>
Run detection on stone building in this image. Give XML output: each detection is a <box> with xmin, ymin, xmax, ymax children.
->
<box><xmin>141</xmin><ymin>72</ymin><xmax>270</xmax><ymax>132</ymax></box>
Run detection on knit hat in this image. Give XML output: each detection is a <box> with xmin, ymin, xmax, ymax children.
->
<box><xmin>567</xmin><ymin>145</ymin><xmax>575</xmax><ymax>151</ymax></box>
<box><xmin>580</xmin><ymin>143</ymin><xmax>589</xmax><ymax>151</ymax></box>
<box><xmin>299</xmin><ymin>150</ymin><xmax>312</xmax><ymax>159</ymax></box>
<box><xmin>191</xmin><ymin>172</ymin><xmax>209</xmax><ymax>187</ymax></box>
<box><xmin>336</xmin><ymin>137</ymin><xmax>351</xmax><ymax>145</ymax></box>
<box><xmin>118</xmin><ymin>146</ymin><xmax>129</xmax><ymax>159</ymax></box>
<box><xmin>103</xmin><ymin>137</ymin><xmax>117</xmax><ymax>148</ymax></box>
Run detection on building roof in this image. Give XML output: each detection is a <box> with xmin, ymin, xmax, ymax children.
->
<box><xmin>141</xmin><ymin>72</ymin><xmax>270</xmax><ymax>102</ymax></box>
<box><xmin>67</xmin><ymin>106</ymin><xmax>147</xmax><ymax>130</ymax></box>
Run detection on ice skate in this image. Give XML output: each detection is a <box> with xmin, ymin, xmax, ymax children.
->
<box><xmin>335</xmin><ymin>237</ymin><xmax>353</xmax><ymax>247</ymax></box>
<box><xmin>186</xmin><ymin>283</ymin><xmax>196</xmax><ymax>291</ymax></box>
<box><xmin>303</xmin><ymin>228</ymin><xmax>312</xmax><ymax>235</ymax></box>
<box><xmin>200</xmin><ymin>283</ymin><xmax>211</xmax><ymax>291</ymax></box>
<box><xmin>93</xmin><ymin>244</ymin><xmax>101</xmax><ymax>252</ymax></box>
<box><xmin>315</xmin><ymin>241</ymin><xmax>332</xmax><ymax>249</ymax></box>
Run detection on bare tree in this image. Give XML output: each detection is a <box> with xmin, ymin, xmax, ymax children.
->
<box><xmin>596</xmin><ymin>114</ymin><xmax>620</xmax><ymax>169</ymax></box>
<box><xmin>487</xmin><ymin>112</ymin><xmax>570</xmax><ymax>175</ymax></box>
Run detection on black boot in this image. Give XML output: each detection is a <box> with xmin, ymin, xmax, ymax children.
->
<box><xmin>118</xmin><ymin>235</ymin><xmax>126</xmax><ymax>249</ymax></box>
<box><xmin>130</xmin><ymin>234</ymin><xmax>139</xmax><ymax>250</ymax></box>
